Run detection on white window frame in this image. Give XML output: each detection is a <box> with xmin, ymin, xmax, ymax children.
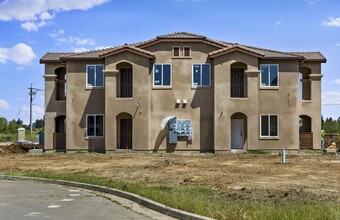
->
<box><xmin>260</xmin><ymin>114</ymin><xmax>279</xmax><ymax>138</ymax></box>
<box><xmin>172</xmin><ymin>46</ymin><xmax>180</xmax><ymax>57</ymax></box>
<box><xmin>86</xmin><ymin>114</ymin><xmax>104</xmax><ymax>137</ymax></box>
<box><xmin>183</xmin><ymin>46</ymin><xmax>191</xmax><ymax>57</ymax></box>
<box><xmin>192</xmin><ymin>63</ymin><xmax>211</xmax><ymax>87</ymax></box>
<box><xmin>260</xmin><ymin>64</ymin><xmax>279</xmax><ymax>88</ymax></box>
<box><xmin>153</xmin><ymin>64</ymin><xmax>172</xmax><ymax>87</ymax></box>
<box><xmin>86</xmin><ymin>64</ymin><xmax>104</xmax><ymax>88</ymax></box>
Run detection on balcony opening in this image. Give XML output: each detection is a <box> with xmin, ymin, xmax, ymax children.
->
<box><xmin>299</xmin><ymin>67</ymin><xmax>311</xmax><ymax>100</ymax></box>
<box><xmin>55</xmin><ymin>67</ymin><xmax>66</xmax><ymax>101</ymax></box>
<box><xmin>231</xmin><ymin>62</ymin><xmax>247</xmax><ymax>98</ymax></box>
<box><xmin>116</xmin><ymin>62</ymin><xmax>133</xmax><ymax>98</ymax></box>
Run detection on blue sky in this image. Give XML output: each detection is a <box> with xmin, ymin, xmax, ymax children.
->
<box><xmin>0</xmin><ymin>0</ymin><xmax>339</xmax><ymax>124</ymax></box>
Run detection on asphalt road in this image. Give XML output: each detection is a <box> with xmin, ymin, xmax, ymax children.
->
<box><xmin>0</xmin><ymin>180</ymin><xmax>167</xmax><ymax>220</ymax></box>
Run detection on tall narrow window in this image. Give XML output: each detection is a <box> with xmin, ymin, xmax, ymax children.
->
<box><xmin>184</xmin><ymin>47</ymin><xmax>191</xmax><ymax>57</ymax></box>
<box><xmin>154</xmin><ymin>64</ymin><xmax>171</xmax><ymax>87</ymax></box>
<box><xmin>86</xmin><ymin>115</ymin><xmax>104</xmax><ymax>137</ymax></box>
<box><xmin>260</xmin><ymin>64</ymin><xmax>279</xmax><ymax>87</ymax></box>
<box><xmin>260</xmin><ymin>115</ymin><xmax>279</xmax><ymax>138</ymax></box>
<box><xmin>192</xmin><ymin>64</ymin><xmax>210</xmax><ymax>86</ymax></box>
<box><xmin>173</xmin><ymin>47</ymin><xmax>180</xmax><ymax>57</ymax></box>
<box><xmin>87</xmin><ymin>65</ymin><xmax>104</xmax><ymax>87</ymax></box>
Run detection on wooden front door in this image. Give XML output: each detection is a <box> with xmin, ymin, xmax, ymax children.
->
<box><xmin>231</xmin><ymin>68</ymin><xmax>245</xmax><ymax>97</ymax></box>
<box><xmin>120</xmin><ymin>68</ymin><xmax>132</xmax><ymax>97</ymax></box>
<box><xmin>120</xmin><ymin>119</ymin><xmax>132</xmax><ymax>149</ymax></box>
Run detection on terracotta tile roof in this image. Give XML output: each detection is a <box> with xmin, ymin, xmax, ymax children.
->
<box><xmin>40</xmin><ymin>52</ymin><xmax>75</xmax><ymax>63</ymax></box>
<box><xmin>290</xmin><ymin>52</ymin><xmax>327</xmax><ymax>62</ymax></box>
<box><xmin>40</xmin><ymin>32</ymin><xmax>326</xmax><ymax>63</ymax></box>
<box><xmin>156</xmin><ymin>32</ymin><xmax>207</xmax><ymax>39</ymax></box>
<box><xmin>209</xmin><ymin>45</ymin><xmax>265</xmax><ymax>58</ymax></box>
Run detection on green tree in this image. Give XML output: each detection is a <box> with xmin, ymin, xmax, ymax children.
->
<box><xmin>0</xmin><ymin>117</ymin><xmax>8</xmax><ymax>133</ymax></box>
<box><xmin>33</xmin><ymin>118</ymin><xmax>44</xmax><ymax>129</ymax></box>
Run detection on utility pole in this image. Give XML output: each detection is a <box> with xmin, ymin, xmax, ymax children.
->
<box><xmin>28</xmin><ymin>83</ymin><xmax>43</xmax><ymax>137</ymax></box>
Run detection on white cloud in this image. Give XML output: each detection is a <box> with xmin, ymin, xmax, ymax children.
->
<box><xmin>0</xmin><ymin>0</ymin><xmax>110</xmax><ymax>31</ymax></box>
<box><xmin>0</xmin><ymin>43</ymin><xmax>36</xmax><ymax>65</ymax></box>
<box><xmin>322</xmin><ymin>91</ymin><xmax>340</xmax><ymax>105</ymax></box>
<box><xmin>72</xmin><ymin>47</ymin><xmax>89</xmax><ymax>52</ymax></box>
<box><xmin>49</xmin><ymin>29</ymin><xmax>64</xmax><ymax>38</ymax></box>
<box><xmin>305</xmin><ymin>0</ymin><xmax>319</xmax><ymax>4</ymax></box>
<box><xmin>95</xmin><ymin>46</ymin><xmax>114</xmax><ymax>50</ymax></box>
<box><xmin>275</xmin><ymin>21</ymin><xmax>282</xmax><ymax>25</ymax></box>
<box><xmin>322</xmin><ymin>17</ymin><xmax>340</xmax><ymax>27</ymax></box>
<box><xmin>0</xmin><ymin>99</ymin><xmax>10</xmax><ymax>109</ymax></box>
<box><xmin>336</xmin><ymin>43</ymin><xmax>340</xmax><ymax>46</ymax></box>
<box><xmin>329</xmin><ymin>79</ymin><xmax>340</xmax><ymax>85</ymax></box>
<box><xmin>16</xmin><ymin>66</ymin><xmax>25</xmax><ymax>71</ymax></box>
<box><xmin>68</xmin><ymin>36</ymin><xmax>95</xmax><ymax>46</ymax></box>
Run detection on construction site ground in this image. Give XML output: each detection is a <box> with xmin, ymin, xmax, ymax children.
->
<box><xmin>0</xmin><ymin>145</ymin><xmax>339</xmax><ymax>207</ymax></box>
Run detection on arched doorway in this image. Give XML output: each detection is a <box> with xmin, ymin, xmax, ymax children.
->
<box><xmin>299</xmin><ymin>115</ymin><xmax>313</xmax><ymax>149</ymax></box>
<box><xmin>116</xmin><ymin>113</ymin><xmax>132</xmax><ymax>149</ymax></box>
<box><xmin>53</xmin><ymin>115</ymin><xmax>66</xmax><ymax>151</ymax></box>
<box><xmin>230</xmin><ymin>62</ymin><xmax>247</xmax><ymax>98</ymax></box>
<box><xmin>116</xmin><ymin>62</ymin><xmax>133</xmax><ymax>98</ymax></box>
<box><xmin>231</xmin><ymin>113</ymin><xmax>247</xmax><ymax>149</ymax></box>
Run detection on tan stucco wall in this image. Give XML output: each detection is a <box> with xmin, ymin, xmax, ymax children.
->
<box><xmin>104</xmin><ymin>51</ymin><xmax>150</xmax><ymax>151</ymax></box>
<box><xmin>146</xmin><ymin>42</ymin><xmax>218</xmax><ymax>152</ymax></box>
<box><xmin>65</xmin><ymin>60</ymin><xmax>105</xmax><ymax>152</ymax></box>
<box><xmin>43</xmin><ymin>42</ymin><xmax>324</xmax><ymax>152</ymax></box>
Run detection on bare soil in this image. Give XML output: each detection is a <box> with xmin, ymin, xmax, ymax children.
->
<box><xmin>0</xmin><ymin>149</ymin><xmax>339</xmax><ymax>204</ymax></box>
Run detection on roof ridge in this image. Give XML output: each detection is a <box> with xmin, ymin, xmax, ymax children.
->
<box><xmin>63</xmin><ymin>45</ymin><xmax>121</xmax><ymax>58</ymax></box>
<box><xmin>156</xmin><ymin>31</ymin><xmax>207</xmax><ymax>39</ymax></box>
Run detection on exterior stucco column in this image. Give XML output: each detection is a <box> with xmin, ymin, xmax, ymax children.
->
<box><xmin>43</xmin><ymin>74</ymin><xmax>57</xmax><ymax>152</ymax></box>
<box><xmin>310</xmin><ymin>74</ymin><xmax>323</xmax><ymax>149</ymax></box>
<box><xmin>104</xmin><ymin>69</ymin><xmax>119</xmax><ymax>152</ymax></box>
<box><xmin>245</xmin><ymin>70</ymin><xmax>260</xmax><ymax>150</ymax></box>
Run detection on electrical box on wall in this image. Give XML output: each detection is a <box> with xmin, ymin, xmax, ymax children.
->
<box><xmin>168</xmin><ymin>117</ymin><xmax>192</xmax><ymax>144</ymax></box>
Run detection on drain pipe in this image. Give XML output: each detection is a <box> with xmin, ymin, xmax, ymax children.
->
<box><xmin>281</xmin><ymin>148</ymin><xmax>286</xmax><ymax>164</ymax></box>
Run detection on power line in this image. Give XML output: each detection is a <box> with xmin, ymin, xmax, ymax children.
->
<box><xmin>28</xmin><ymin>83</ymin><xmax>44</xmax><ymax>136</ymax></box>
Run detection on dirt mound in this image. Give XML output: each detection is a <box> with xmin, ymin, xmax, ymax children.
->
<box><xmin>0</xmin><ymin>144</ymin><xmax>43</xmax><ymax>155</ymax></box>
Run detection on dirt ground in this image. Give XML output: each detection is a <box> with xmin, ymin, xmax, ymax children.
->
<box><xmin>0</xmin><ymin>147</ymin><xmax>339</xmax><ymax>204</ymax></box>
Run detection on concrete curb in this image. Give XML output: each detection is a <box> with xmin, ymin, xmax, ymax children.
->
<box><xmin>0</xmin><ymin>175</ymin><xmax>215</xmax><ymax>220</ymax></box>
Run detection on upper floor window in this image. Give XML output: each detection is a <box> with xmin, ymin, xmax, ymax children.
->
<box><xmin>87</xmin><ymin>65</ymin><xmax>104</xmax><ymax>87</ymax></box>
<box><xmin>260</xmin><ymin>114</ymin><xmax>279</xmax><ymax>138</ymax></box>
<box><xmin>192</xmin><ymin>64</ymin><xmax>210</xmax><ymax>87</ymax></box>
<box><xmin>260</xmin><ymin>64</ymin><xmax>278</xmax><ymax>87</ymax></box>
<box><xmin>154</xmin><ymin>64</ymin><xmax>171</xmax><ymax>87</ymax></box>
<box><xmin>183</xmin><ymin>46</ymin><xmax>191</xmax><ymax>57</ymax></box>
<box><xmin>86</xmin><ymin>114</ymin><xmax>104</xmax><ymax>137</ymax></box>
<box><xmin>173</xmin><ymin>47</ymin><xmax>180</xmax><ymax>57</ymax></box>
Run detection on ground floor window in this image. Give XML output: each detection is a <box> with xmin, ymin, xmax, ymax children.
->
<box><xmin>86</xmin><ymin>114</ymin><xmax>104</xmax><ymax>137</ymax></box>
<box><xmin>260</xmin><ymin>114</ymin><xmax>279</xmax><ymax>137</ymax></box>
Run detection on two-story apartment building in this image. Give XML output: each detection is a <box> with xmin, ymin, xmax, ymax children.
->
<box><xmin>40</xmin><ymin>32</ymin><xmax>326</xmax><ymax>153</ymax></box>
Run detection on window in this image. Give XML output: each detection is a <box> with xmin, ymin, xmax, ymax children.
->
<box><xmin>192</xmin><ymin>64</ymin><xmax>210</xmax><ymax>86</ymax></box>
<box><xmin>86</xmin><ymin>115</ymin><xmax>104</xmax><ymax>137</ymax></box>
<box><xmin>154</xmin><ymin>64</ymin><xmax>171</xmax><ymax>86</ymax></box>
<box><xmin>184</xmin><ymin>47</ymin><xmax>191</xmax><ymax>57</ymax></box>
<box><xmin>173</xmin><ymin>47</ymin><xmax>180</xmax><ymax>57</ymax></box>
<box><xmin>260</xmin><ymin>64</ymin><xmax>278</xmax><ymax>87</ymax></box>
<box><xmin>87</xmin><ymin>65</ymin><xmax>104</xmax><ymax>87</ymax></box>
<box><xmin>260</xmin><ymin>115</ymin><xmax>279</xmax><ymax>137</ymax></box>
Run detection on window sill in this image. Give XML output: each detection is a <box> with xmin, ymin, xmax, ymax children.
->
<box><xmin>85</xmin><ymin>136</ymin><xmax>104</xmax><ymax>140</ymax></box>
<box><xmin>300</xmin><ymin>99</ymin><xmax>312</xmax><ymax>102</ymax></box>
<box><xmin>259</xmin><ymin>86</ymin><xmax>279</xmax><ymax>90</ymax></box>
<box><xmin>191</xmin><ymin>85</ymin><xmax>212</xmax><ymax>89</ymax></box>
<box><xmin>152</xmin><ymin>86</ymin><xmax>172</xmax><ymax>90</ymax></box>
<box><xmin>171</xmin><ymin>56</ymin><xmax>192</xmax><ymax>59</ymax></box>
<box><xmin>230</xmin><ymin>97</ymin><xmax>248</xmax><ymax>100</ymax></box>
<box><xmin>115</xmin><ymin>97</ymin><xmax>133</xmax><ymax>100</ymax></box>
<box><xmin>86</xmin><ymin>87</ymin><xmax>104</xmax><ymax>90</ymax></box>
<box><xmin>260</xmin><ymin>136</ymin><xmax>279</xmax><ymax>140</ymax></box>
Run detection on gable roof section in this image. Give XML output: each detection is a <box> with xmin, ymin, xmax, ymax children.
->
<box><xmin>40</xmin><ymin>32</ymin><xmax>326</xmax><ymax>63</ymax></box>
<box><xmin>209</xmin><ymin>45</ymin><xmax>265</xmax><ymax>58</ymax></box>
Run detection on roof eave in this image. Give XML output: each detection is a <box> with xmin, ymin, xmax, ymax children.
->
<box><xmin>209</xmin><ymin>48</ymin><xmax>265</xmax><ymax>59</ymax></box>
<box><xmin>99</xmin><ymin>48</ymin><xmax>155</xmax><ymax>59</ymax></box>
